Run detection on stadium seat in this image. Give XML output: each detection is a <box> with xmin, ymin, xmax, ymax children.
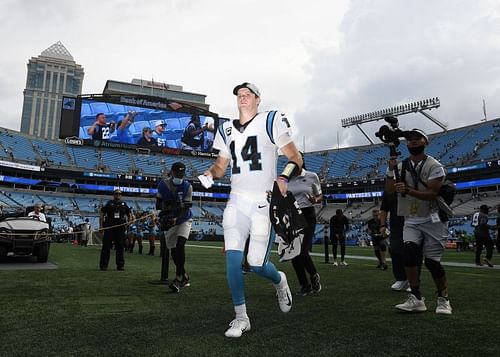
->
<box><xmin>166</xmin><ymin>139</ymin><xmax>179</xmax><ymax>149</ymax></box>
<box><xmin>81</xmin><ymin>126</ymin><xmax>91</xmax><ymax>139</ymax></box>
<box><xmin>179</xmin><ymin>116</ymin><xmax>191</xmax><ymax>129</ymax></box>
<box><xmin>106</xmin><ymin>103</ymin><xmax>127</xmax><ymax>115</ymax></box>
<box><xmin>89</xmin><ymin>102</ymin><xmax>110</xmax><ymax>115</ymax></box>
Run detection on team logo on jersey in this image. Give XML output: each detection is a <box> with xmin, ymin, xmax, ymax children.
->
<box><xmin>281</xmin><ymin>114</ymin><xmax>291</xmax><ymax>128</ymax></box>
<box><xmin>225</xmin><ymin>127</ymin><xmax>232</xmax><ymax>136</ymax></box>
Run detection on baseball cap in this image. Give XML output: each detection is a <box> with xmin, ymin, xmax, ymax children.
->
<box><xmin>233</xmin><ymin>82</ymin><xmax>261</xmax><ymax>97</ymax></box>
<box><xmin>153</xmin><ymin>120</ymin><xmax>166</xmax><ymax>127</ymax></box>
<box><xmin>171</xmin><ymin>162</ymin><xmax>186</xmax><ymax>173</ymax></box>
<box><xmin>406</xmin><ymin>128</ymin><xmax>429</xmax><ymax>143</ymax></box>
<box><xmin>113</xmin><ymin>189</ymin><xmax>122</xmax><ymax>194</ymax></box>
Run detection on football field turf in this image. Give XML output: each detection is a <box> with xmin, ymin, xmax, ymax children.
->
<box><xmin>1</xmin><ymin>242</ymin><xmax>499</xmax><ymax>356</ymax></box>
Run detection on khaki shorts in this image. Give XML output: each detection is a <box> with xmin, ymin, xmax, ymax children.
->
<box><xmin>403</xmin><ymin>220</ymin><xmax>448</xmax><ymax>261</ymax></box>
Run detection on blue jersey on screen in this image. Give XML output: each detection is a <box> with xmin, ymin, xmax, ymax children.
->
<box><xmin>116</xmin><ymin>126</ymin><xmax>135</xmax><ymax>144</ymax></box>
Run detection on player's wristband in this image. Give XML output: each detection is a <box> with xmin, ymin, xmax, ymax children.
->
<box><xmin>280</xmin><ymin>161</ymin><xmax>301</xmax><ymax>180</ymax></box>
<box><xmin>277</xmin><ymin>176</ymin><xmax>288</xmax><ymax>183</ymax></box>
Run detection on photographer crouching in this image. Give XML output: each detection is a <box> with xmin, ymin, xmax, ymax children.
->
<box><xmin>386</xmin><ymin>129</ymin><xmax>452</xmax><ymax>315</ymax></box>
<box><xmin>156</xmin><ymin>162</ymin><xmax>193</xmax><ymax>293</ymax></box>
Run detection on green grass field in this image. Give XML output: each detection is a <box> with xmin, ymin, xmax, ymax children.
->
<box><xmin>1</xmin><ymin>243</ymin><xmax>499</xmax><ymax>357</ymax></box>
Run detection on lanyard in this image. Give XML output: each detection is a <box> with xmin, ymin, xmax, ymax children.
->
<box><xmin>406</xmin><ymin>156</ymin><xmax>427</xmax><ymax>189</ymax></box>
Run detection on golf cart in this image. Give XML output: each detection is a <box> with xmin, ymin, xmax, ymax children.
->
<box><xmin>0</xmin><ymin>208</ymin><xmax>51</xmax><ymax>263</ymax></box>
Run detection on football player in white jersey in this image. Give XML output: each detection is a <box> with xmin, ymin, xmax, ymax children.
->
<box><xmin>203</xmin><ymin>82</ymin><xmax>303</xmax><ymax>338</ymax></box>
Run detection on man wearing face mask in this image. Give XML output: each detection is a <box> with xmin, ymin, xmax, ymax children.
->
<box><xmin>156</xmin><ymin>162</ymin><xmax>193</xmax><ymax>293</ymax></box>
<box><xmin>386</xmin><ymin>129</ymin><xmax>452</xmax><ymax>315</ymax></box>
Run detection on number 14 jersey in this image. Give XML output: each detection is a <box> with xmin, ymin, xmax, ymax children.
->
<box><xmin>213</xmin><ymin>111</ymin><xmax>293</xmax><ymax>197</ymax></box>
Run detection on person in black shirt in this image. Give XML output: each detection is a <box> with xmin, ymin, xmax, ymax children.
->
<box><xmin>329</xmin><ymin>209</ymin><xmax>349</xmax><ymax>266</ymax></box>
<box><xmin>87</xmin><ymin>113</ymin><xmax>116</xmax><ymax>140</ymax></box>
<box><xmin>366</xmin><ymin>209</ymin><xmax>388</xmax><ymax>270</ymax></box>
<box><xmin>137</xmin><ymin>127</ymin><xmax>158</xmax><ymax>147</ymax></box>
<box><xmin>472</xmin><ymin>204</ymin><xmax>495</xmax><ymax>267</ymax></box>
<box><xmin>99</xmin><ymin>189</ymin><xmax>133</xmax><ymax>271</ymax></box>
<box><xmin>380</xmin><ymin>192</ymin><xmax>407</xmax><ymax>290</ymax></box>
<box><xmin>181</xmin><ymin>114</ymin><xmax>208</xmax><ymax>150</ymax></box>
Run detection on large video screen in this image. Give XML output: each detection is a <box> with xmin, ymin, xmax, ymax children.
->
<box><xmin>60</xmin><ymin>95</ymin><xmax>219</xmax><ymax>157</ymax></box>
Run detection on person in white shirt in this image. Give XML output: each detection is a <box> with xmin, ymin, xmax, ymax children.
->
<box><xmin>202</xmin><ymin>82</ymin><xmax>303</xmax><ymax>338</ymax></box>
<box><xmin>28</xmin><ymin>203</ymin><xmax>46</xmax><ymax>222</ymax></box>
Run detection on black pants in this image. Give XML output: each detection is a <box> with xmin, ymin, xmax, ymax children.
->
<box><xmin>100</xmin><ymin>228</ymin><xmax>126</xmax><ymax>269</ymax></box>
<box><xmin>291</xmin><ymin>207</ymin><xmax>318</xmax><ymax>287</ymax></box>
<box><xmin>389</xmin><ymin>231</ymin><xmax>406</xmax><ymax>281</ymax></box>
<box><xmin>171</xmin><ymin>236</ymin><xmax>187</xmax><ymax>278</ymax></box>
<box><xmin>330</xmin><ymin>233</ymin><xmax>346</xmax><ymax>260</ymax></box>
<box><xmin>475</xmin><ymin>235</ymin><xmax>493</xmax><ymax>263</ymax></box>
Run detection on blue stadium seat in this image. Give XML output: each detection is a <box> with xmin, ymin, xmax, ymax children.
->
<box><xmin>179</xmin><ymin>116</ymin><xmax>191</xmax><ymax>129</ymax></box>
<box><xmin>166</xmin><ymin>139</ymin><xmax>179</xmax><ymax>149</ymax></box>
<box><xmin>106</xmin><ymin>103</ymin><xmax>127</xmax><ymax>115</ymax></box>
<box><xmin>82</xmin><ymin>126</ymin><xmax>91</xmax><ymax>139</ymax></box>
<box><xmin>89</xmin><ymin>102</ymin><xmax>110</xmax><ymax>115</ymax></box>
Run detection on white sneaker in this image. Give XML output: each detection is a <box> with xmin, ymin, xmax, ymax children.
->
<box><xmin>391</xmin><ymin>280</ymin><xmax>409</xmax><ymax>291</ymax></box>
<box><xmin>340</xmin><ymin>260</ymin><xmax>348</xmax><ymax>266</ymax></box>
<box><xmin>224</xmin><ymin>318</ymin><xmax>251</xmax><ymax>338</ymax></box>
<box><xmin>435</xmin><ymin>297</ymin><xmax>453</xmax><ymax>315</ymax></box>
<box><xmin>274</xmin><ymin>271</ymin><xmax>292</xmax><ymax>313</ymax></box>
<box><xmin>395</xmin><ymin>294</ymin><xmax>427</xmax><ymax>312</ymax></box>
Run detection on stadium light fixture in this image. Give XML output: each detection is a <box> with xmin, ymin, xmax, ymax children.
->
<box><xmin>340</xmin><ymin>97</ymin><xmax>445</xmax><ymax>144</ymax></box>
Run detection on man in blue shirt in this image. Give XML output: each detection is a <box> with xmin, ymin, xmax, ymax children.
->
<box><xmin>156</xmin><ymin>162</ymin><xmax>193</xmax><ymax>292</ymax></box>
<box><xmin>151</xmin><ymin>120</ymin><xmax>168</xmax><ymax>147</ymax></box>
<box><xmin>115</xmin><ymin>111</ymin><xmax>137</xmax><ymax>144</ymax></box>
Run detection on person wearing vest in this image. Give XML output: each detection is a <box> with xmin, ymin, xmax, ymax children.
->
<box><xmin>99</xmin><ymin>189</ymin><xmax>133</xmax><ymax>271</ymax></box>
<box><xmin>386</xmin><ymin>128</ymin><xmax>452</xmax><ymax>315</ymax></box>
<box><xmin>157</xmin><ymin>162</ymin><xmax>193</xmax><ymax>293</ymax></box>
<box><xmin>471</xmin><ymin>205</ymin><xmax>495</xmax><ymax>267</ymax></box>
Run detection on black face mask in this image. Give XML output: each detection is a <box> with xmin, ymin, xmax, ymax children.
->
<box><xmin>408</xmin><ymin>145</ymin><xmax>425</xmax><ymax>156</ymax></box>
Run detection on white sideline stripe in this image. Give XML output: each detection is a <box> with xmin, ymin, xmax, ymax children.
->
<box><xmin>185</xmin><ymin>244</ymin><xmax>500</xmax><ymax>270</ymax></box>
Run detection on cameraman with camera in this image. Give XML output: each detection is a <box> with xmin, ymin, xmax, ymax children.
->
<box><xmin>385</xmin><ymin>128</ymin><xmax>452</xmax><ymax>315</ymax></box>
<box><xmin>156</xmin><ymin>162</ymin><xmax>193</xmax><ymax>293</ymax></box>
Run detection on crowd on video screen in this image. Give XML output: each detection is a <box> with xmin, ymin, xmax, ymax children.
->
<box><xmin>79</xmin><ymin>100</ymin><xmax>216</xmax><ymax>152</ymax></box>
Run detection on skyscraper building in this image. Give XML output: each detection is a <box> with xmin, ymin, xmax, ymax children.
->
<box><xmin>20</xmin><ymin>41</ymin><xmax>84</xmax><ymax>140</ymax></box>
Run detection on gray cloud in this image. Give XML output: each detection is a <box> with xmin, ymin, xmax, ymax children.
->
<box><xmin>297</xmin><ymin>0</ymin><xmax>500</xmax><ymax>151</ymax></box>
<box><xmin>0</xmin><ymin>0</ymin><xmax>498</xmax><ymax>154</ymax></box>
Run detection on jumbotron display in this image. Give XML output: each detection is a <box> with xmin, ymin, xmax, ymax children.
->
<box><xmin>59</xmin><ymin>94</ymin><xmax>219</xmax><ymax>157</ymax></box>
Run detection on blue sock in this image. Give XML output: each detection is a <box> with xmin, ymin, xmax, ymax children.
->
<box><xmin>226</xmin><ymin>250</ymin><xmax>245</xmax><ymax>306</ymax></box>
<box><xmin>250</xmin><ymin>261</ymin><xmax>281</xmax><ymax>284</ymax></box>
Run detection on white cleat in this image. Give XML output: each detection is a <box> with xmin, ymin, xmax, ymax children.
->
<box><xmin>435</xmin><ymin>297</ymin><xmax>453</xmax><ymax>315</ymax></box>
<box><xmin>224</xmin><ymin>318</ymin><xmax>251</xmax><ymax>338</ymax></box>
<box><xmin>395</xmin><ymin>294</ymin><xmax>427</xmax><ymax>312</ymax></box>
<box><xmin>340</xmin><ymin>260</ymin><xmax>348</xmax><ymax>266</ymax></box>
<box><xmin>391</xmin><ymin>280</ymin><xmax>409</xmax><ymax>291</ymax></box>
<box><xmin>275</xmin><ymin>271</ymin><xmax>292</xmax><ymax>313</ymax></box>
<box><xmin>332</xmin><ymin>261</ymin><xmax>339</xmax><ymax>267</ymax></box>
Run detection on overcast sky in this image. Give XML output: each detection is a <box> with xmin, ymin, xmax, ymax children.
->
<box><xmin>1</xmin><ymin>0</ymin><xmax>499</xmax><ymax>152</ymax></box>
